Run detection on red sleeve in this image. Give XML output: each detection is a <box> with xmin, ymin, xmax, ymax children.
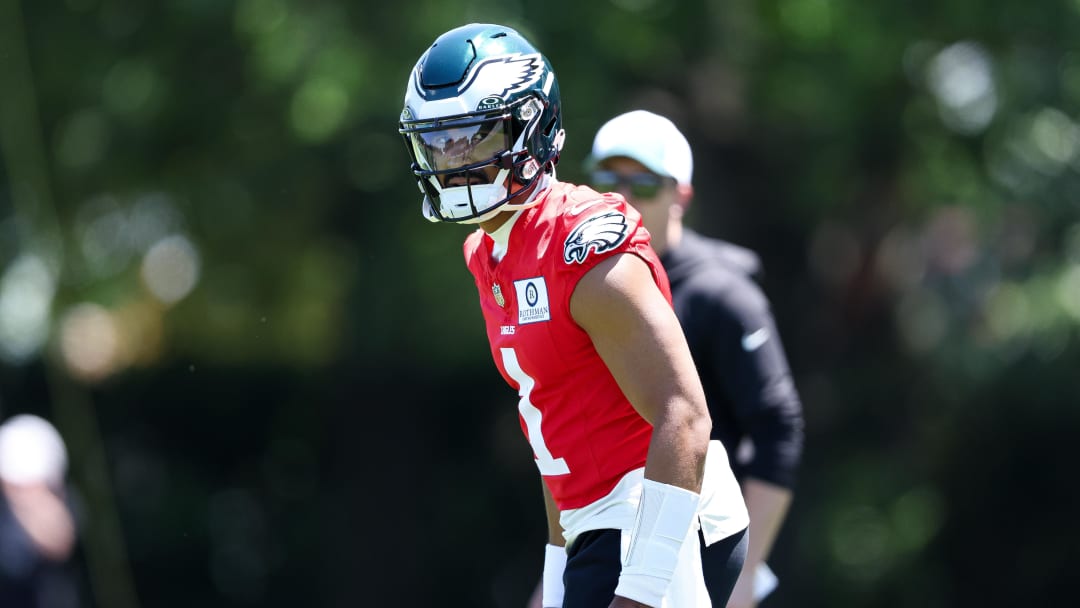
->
<box><xmin>552</xmin><ymin>185</ymin><xmax>672</xmax><ymax>317</ymax></box>
<box><xmin>462</xmin><ymin>229</ymin><xmax>486</xmax><ymax>277</ymax></box>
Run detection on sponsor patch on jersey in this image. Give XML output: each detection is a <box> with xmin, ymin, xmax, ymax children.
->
<box><xmin>514</xmin><ymin>277</ymin><xmax>550</xmax><ymax>324</ymax></box>
<box><xmin>563</xmin><ymin>211</ymin><xmax>629</xmax><ymax>264</ymax></box>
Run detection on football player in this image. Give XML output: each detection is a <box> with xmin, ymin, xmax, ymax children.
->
<box><xmin>399</xmin><ymin>23</ymin><xmax>749</xmax><ymax>608</ymax></box>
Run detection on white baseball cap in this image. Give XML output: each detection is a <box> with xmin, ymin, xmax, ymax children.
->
<box><xmin>588</xmin><ymin>110</ymin><xmax>694</xmax><ymax>186</ymax></box>
<box><xmin>0</xmin><ymin>414</ymin><xmax>68</xmax><ymax>486</ymax></box>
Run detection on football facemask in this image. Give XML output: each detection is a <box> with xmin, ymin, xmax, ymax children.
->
<box><xmin>401</xmin><ymin>99</ymin><xmax>549</xmax><ymax>223</ymax></box>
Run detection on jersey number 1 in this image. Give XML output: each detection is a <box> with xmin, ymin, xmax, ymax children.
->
<box><xmin>500</xmin><ymin>348</ymin><xmax>570</xmax><ymax>476</ymax></box>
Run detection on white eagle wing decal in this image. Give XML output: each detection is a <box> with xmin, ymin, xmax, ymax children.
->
<box><xmin>458</xmin><ymin>53</ymin><xmax>544</xmax><ymax>99</ymax></box>
<box><xmin>563</xmin><ymin>211</ymin><xmax>630</xmax><ymax>264</ymax></box>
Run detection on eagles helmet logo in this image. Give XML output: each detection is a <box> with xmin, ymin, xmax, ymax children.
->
<box><xmin>459</xmin><ymin>53</ymin><xmax>544</xmax><ymax>103</ymax></box>
<box><xmin>563</xmin><ymin>211</ymin><xmax>630</xmax><ymax>264</ymax></box>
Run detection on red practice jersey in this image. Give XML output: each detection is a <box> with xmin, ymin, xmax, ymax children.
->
<box><xmin>464</xmin><ymin>181</ymin><xmax>673</xmax><ymax>511</ymax></box>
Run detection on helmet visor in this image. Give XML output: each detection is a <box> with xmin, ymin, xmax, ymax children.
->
<box><xmin>404</xmin><ymin>116</ymin><xmax>511</xmax><ymax>174</ymax></box>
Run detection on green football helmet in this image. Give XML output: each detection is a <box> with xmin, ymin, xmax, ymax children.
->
<box><xmin>399</xmin><ymin>23</ymin><xmax>565</xmax><ymax>223</ymax></box>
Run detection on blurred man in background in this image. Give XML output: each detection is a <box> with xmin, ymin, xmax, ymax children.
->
<box><xmin>587</xmin><ymin>110</ymin><xmax>805</xmax><ymax>607</ymax></box>
<box><xmin>0</xmin><ymin>413</ymin><xmax>80</xmax><ymax>608</ymax></box>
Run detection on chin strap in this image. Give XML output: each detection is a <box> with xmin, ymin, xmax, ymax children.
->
<box><xmin>421</xmin><ymin>197</ymin><xmax>440</xmax><ymax>223</ymax></box>
<box><xmin>421</xmin><ymin>166</ymin><xmax>557</xmax><ymax>224</ymax></box>
<box><xmin>502</xmin><ymin>171</ymin><xmax>552</xmax><ymax>213</ymax></box>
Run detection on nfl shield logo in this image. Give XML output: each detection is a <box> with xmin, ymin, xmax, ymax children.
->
<box><xmin>492</xmin><ymin>283</ymin><xmax>505</xmax><ymax>307</ymax></box>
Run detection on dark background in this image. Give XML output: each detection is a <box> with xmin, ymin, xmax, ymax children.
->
<box><xmin>1</xmin><ymin>0</ymin><xmax>1078</xmax><ymax>606</ymax></box>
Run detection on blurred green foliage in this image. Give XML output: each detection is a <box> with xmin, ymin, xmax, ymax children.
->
<box><xmin>0</xmin><ymin>0</ymin><xmax>1078</xmax><ymax>606</ymax></box>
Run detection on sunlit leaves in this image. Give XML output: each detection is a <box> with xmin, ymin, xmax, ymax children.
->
<box><xmin>102</xmin><ymin>58</ymin><xmax>162</xmax><ymax>120</ymax></box>
<box><xmin>926</xmin><ymin>42</ymin><xmax>997</xmax><ymax>135</ymax></box>
<box><xmin>778</xmin><ymin>0</ymin><xmax>833</xmax><ymax>44</ymax></box>
<box><xmin>0</xmin><ymin>254</ymin><xmax>55</xmax><ymax>363</ymax></box>
<box><xmin>289</xmin><ymin>77</ymin><xmax>349</xmax><ymax>143</ymax></box>
<box><xmin>53</xmin><ymin>108</ymin><xmax>110</xmax><ymax>170</ymax></box>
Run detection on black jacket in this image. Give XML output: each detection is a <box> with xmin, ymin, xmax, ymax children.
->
<box><xmin>662</xmin><ymin>229</ymin><xmax>804</xmax><ymax>488</ymax></box>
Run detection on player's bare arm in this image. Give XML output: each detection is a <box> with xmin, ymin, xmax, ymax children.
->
<box><xmin>570</xmin><ymin>252</ymin><xmax>711</xmax><ymax>493</ymax></box>
<box><xmin>541</xmin><ymin>480</ymin><xmax>564</xmax><ymax>547</ymax></box>
<box><xmin>571</xmin><ymin>252</ymin><xmax>712</xmax><ymax>608</ymax></box>
<box><xmin>531</xmin><ymin>482</ymin><xmax>566</xmax><ymax>608</ymax></box>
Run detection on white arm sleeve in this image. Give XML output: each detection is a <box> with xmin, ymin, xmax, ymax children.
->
<box><xmin>614</xmin><ymin>479</ymin><xmax>701</xmax><ymax>606</ymax></box>
<box><xmin>542</xmin><ymin>543</ymin><xmax>567</xmax><ymax>607</ymax></box>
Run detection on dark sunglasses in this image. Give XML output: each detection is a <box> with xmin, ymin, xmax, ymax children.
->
<box><xmin>590</xmin><ymin>170</ymin><xmax>673</xmax><ymax>200</ymax></box>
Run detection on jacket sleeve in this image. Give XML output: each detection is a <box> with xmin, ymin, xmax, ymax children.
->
<box><xmin>701</xmin><ymin>277</ymin><xmax>804</xmax><ymax>489</ymax></box>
